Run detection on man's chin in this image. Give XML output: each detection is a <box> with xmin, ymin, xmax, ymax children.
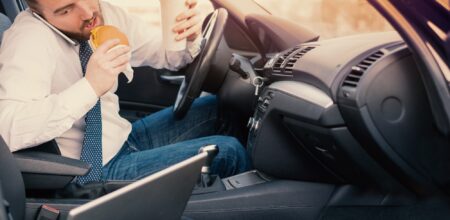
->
<box><xmin>62</xmin><ymin>31</ymin><xmax>91</xmax><ymax>41</ymax></box>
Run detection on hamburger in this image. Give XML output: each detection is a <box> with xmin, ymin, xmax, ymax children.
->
<box><xmin>89</xmin><ymin>25</ymin><xmax>134</xmax><ymax>83</ymax></box>
<box><xmin>89</xmin><ymin>25</ymin><xmax>129</xmax><ymax>50</ymax></box>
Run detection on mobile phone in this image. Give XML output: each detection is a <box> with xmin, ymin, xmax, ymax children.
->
<box><xmin>32</xmin><ymin>11</ymin><xmax>78</xmax><ymax>46</ymax></box>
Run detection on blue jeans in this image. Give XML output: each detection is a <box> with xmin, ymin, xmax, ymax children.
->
<box><xmin>103</xmin><ymin>96</ymin><xmax>252</xmax><ymax>180</ymax></box>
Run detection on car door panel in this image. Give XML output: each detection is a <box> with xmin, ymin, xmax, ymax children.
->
<box><xmin>116</xmin><ymin>66</ymin><xmax>181</xmax><ymax>122</ymax></box>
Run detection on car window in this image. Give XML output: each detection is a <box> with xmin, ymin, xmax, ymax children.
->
<box><xmin>103</xmin><ymin>0</ymin><xmax>214</xmax><ymax>28</ymax></box>
<box><xmin>254</xmin><ymin>0</ymin><xmax>393</xmax><ymax>39</ymax></box>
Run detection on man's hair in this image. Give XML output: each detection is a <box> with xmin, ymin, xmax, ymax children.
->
<box><xmin>25</xmin><ymin>0</ymin><xmax>40</xmax><ymax>11</ymax></box>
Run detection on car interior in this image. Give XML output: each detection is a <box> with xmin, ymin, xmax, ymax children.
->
<box><xmin>1</xmin><ymin>0</ymin><xmax>450</xmax><ymax>219</ymax></box>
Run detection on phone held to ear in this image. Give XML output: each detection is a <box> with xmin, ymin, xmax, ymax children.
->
<box><xmin>32</xmin><ymin>11</ymin><xmax>78</xmax><ymax>46</ymax></box>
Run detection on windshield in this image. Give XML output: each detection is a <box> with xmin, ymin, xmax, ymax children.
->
<box><xmin>254</xmin><ymin>0</ymin><xmax>393</xmax><ymax>39</ymax></box>
<box><xmin>104</xmin><ymin>0</ymin><xmax>213</xmax><ymax>28</ymax></box>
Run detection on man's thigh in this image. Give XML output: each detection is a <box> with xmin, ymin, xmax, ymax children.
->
<box><xmin>128</xmin><ymin>95</ymin><xmax>219</xmax><ymax>151</ymax></box>
<box><xmin>103</xmin><ymin>135</ymin><xmax>251</xmax><ymax>181</ymax></box>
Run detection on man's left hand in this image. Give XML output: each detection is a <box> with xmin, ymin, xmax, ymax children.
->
<box><xmin>173</xmin><ymin>0</ymin><xmax>202</xmax><ymax>42</ymax></box>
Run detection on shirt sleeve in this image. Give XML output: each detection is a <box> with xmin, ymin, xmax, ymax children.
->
<box><xmin>0</xmin><ymin>24</ymin><xmax>98</xmax><ymax>152</ymax></box>
<box><xmin>106</xmin><ymin>3</ymin><xmax>201</xmax><ymax>71</ymax></box>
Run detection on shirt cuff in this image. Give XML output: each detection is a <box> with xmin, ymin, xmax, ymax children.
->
<box><xmin>187</xmin><ymin>35</ymin><xmax>202</xmax><ymax>59</ymax></box>
<box><xmin>58</xmin><ymin>78</ymin><xmax>99</xmax><ymax>119</ymax></box>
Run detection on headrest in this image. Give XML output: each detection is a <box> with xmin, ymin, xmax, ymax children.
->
<box><xmin>0</xmin><ymin>13</ymin><xmax>12</xmax><ymax>45</ymax></box>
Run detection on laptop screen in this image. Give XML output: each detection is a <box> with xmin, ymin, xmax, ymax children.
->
<box><xmin>68</xmin><ymin>152</ymin><xmax>207</xmax><ymax>220</ymax></box>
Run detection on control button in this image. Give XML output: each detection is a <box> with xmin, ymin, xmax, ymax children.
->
<box><xmin>262</xmin><ymin>99</ymin><xmax>270</xmax><ymax>107</ymax></box>
<box><xmin>247</xmin><ymin>117</ymin><xmax>255</xmax><ymax>128</ymax></box>
<box><xmin>247</xmin><ymin>117</ymin><xmax>259</xmax><ymax>133</ymax></box>
<box><xmin>254</xmin><ymin>120</ymin><xmax>260</xmax><ymax>132</ymax></box>
<box><xmin>249</xmin><ymin>119</ymin><xmax>260</xmax><ymax>133</ymax></box>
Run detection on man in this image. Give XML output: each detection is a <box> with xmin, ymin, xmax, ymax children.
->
<box><xmin>0</xmin><ymin>0</ymin><xmax>251</xmax><ymax>184</ymax></box>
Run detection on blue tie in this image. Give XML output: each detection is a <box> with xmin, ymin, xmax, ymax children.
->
<box><xmin>77</xmin><ymin>41</ymin><xmax>103</xmax><ymax>184</ymax></box>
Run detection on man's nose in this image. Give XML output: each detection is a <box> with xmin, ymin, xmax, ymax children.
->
<box><xmin>78</xmin><ymin>2</ymin><xmax>94</xmax><ymax>20</ymax></box>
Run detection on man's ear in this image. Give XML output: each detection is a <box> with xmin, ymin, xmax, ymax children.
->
<box><xmin>31</xmin><ymin>10</ymin><xmax>42</xmax><ymax>17</ymax></box>
<box><xmin>31</xmin><ymin>10</ymin><xmax>47</xmax><ymax>21</ymax></box>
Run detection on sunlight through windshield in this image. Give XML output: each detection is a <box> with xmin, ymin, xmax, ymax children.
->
<box><xmin>254</xmin><ymin>0</ymin><xmax>392</xmax><ymax>39</ymax></box>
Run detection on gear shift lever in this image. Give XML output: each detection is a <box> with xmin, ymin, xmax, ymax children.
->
<box><xmin>198</xmin><ymin>145</ymin><xmax>219</xmax><ymax>187</ymax></box>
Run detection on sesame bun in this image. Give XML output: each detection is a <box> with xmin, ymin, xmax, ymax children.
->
<box><xmin>89</xmin><ymin>25</ymin><xmax>129</xmax><ymax>49</ymax></box>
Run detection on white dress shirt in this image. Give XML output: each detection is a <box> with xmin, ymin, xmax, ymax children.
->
<box><xmin>0</xmin><ymin>1</ymin><xmax>201</xmax><ymax>165</ymax></box>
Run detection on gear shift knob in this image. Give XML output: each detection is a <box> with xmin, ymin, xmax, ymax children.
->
<box><xmin>198</xmin><ymin>145</ymin><xmax>219</xmax><ymax>188</ymax></box>
<box><xmin>198</xmin><ymin>145</ymin><xmax>219</xmax><ymax>174</ymax></box>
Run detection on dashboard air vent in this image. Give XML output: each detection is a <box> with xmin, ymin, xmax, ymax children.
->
<box><xmin>272</xmin><ymin>46</ymin><xmax>315</xmax><ymax>74</ymax></box>
<box><xmin>342</xmin><ymin>50</ymin><xmax>384</xmax><ymax>88</ymax></box>
<box><xmin>284</xmin><ymin>46</ymin><xmax>315</xmax><ymax>74</ymax></box>
<box><xmin>272</xmin><ymin>46</ymin><xmax>300</xmax><ymax>73</ymax></box>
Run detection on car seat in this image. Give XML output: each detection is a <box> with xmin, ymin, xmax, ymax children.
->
<box><xmin>0</xmin><ymin>11</ymin><xmax>136</xmax><ymax>205</ymax></box>
<box><xmin>0</xmin><ymin>137</ymin><xmax>26</xmax><ymax>220</ymax></box>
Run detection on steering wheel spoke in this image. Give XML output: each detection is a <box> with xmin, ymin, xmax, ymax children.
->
<box><xmin>173</xmin><ymin>9</ymin><xmax>228</xmax><ymax>119</ymax></box>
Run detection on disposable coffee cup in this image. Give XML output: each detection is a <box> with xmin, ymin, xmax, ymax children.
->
<box><xmin>159</xmin><ymin>0</ymin><xmax>188</xmax><ymax>51</ymax></box>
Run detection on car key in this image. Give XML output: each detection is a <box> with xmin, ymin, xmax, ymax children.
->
<box><xmin>252</xmin><ymin>76</ymin><xmax>265</xmax><ymax>96</ymax></box>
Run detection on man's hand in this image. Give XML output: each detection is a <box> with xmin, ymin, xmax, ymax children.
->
<box><xmin>173</xmin><ymin>0</ymin><xmax>202</xmax><ymax>42</ymax></box>
<box><xmin>85</xmin><ymin>39</ymin><xmax>131</xmax><ymax>97</ymax></box>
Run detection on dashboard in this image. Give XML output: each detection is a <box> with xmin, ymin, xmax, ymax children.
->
<box><xmin>245</xmin><ymin>31</ymin><xmax>450</xmax><ymax>194</ymax></box>
<box><xmin>262</xmin><ymin>32</ymin><xmax>403</xmax><ymax>99</ymax></box>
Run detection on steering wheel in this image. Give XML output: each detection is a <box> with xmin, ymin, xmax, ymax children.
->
<box><xmin>173</xmin><ymin>8</ymin><xmax>228</xmax><ymax>119</ymax></box>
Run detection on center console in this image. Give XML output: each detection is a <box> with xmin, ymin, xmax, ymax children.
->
<box><xmin>247</xmin><ymin>81</ymin><xmax>351</xmax><ymax>183</ymax></box>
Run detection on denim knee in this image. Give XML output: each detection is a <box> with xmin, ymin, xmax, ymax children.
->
<box><xmin>210</xmin><ymin>135</ymin><xmax>252</xmax><ymax>177</ymax></box>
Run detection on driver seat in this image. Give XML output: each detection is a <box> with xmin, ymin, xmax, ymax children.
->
<box><xmin>0</xmin><ymin>137</ymin><xmax>26</xmax><ymax>220</ymax></box>
<box><xmin>0</xmin><ymin>13</ymin><xmax>137</xmax><ymax>204</ymax></box>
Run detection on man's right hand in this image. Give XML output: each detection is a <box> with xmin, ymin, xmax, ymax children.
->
<box><xmin>85</xmin><ymin>39</ymin><xmax>131</xmax><ymax>97</ymax></box>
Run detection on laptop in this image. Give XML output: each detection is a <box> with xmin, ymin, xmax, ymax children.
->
<box><xmin>67</xmin><ymin>152</ymin><xmax>207</xmax><ymax>220</ymax></box>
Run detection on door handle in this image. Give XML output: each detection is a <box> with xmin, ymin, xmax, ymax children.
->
<box><xmin>159</xmin><ymin>75</ymin><xmax>185</xmax><ymax>85</ymax></box>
